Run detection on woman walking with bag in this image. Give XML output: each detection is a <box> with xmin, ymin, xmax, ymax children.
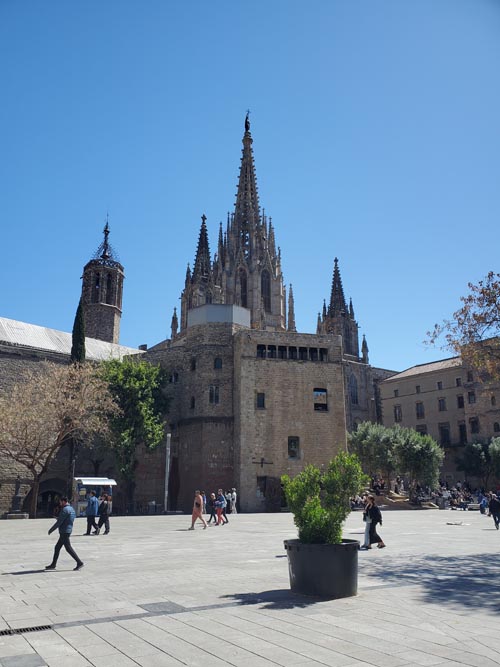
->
<box><xmin>361</xmin><ymin>494</ymin><xmax>386</xmax><ymax>549</ymax></box>
<box><xmin>97</xmin><ymin>494</ymin><xmax>111</xmax><ymax>535</ymax></box>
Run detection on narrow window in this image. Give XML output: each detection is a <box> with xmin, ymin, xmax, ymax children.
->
<box><xmin>190</xmin><ymin>396</ymin><xmax>195</xmax><ymax>410</ymax></box>
<box><xmin>191</xmin><ymin>358</ymin><xmax>196</xmax><ymax>371</ymax></box>
<box><xmin>267</xmin><ymin>345</ymin><xmax>276</xmax><ymax>359</ymax></box>
<box><xmin>261</xmin><ymin>269</ymin><xmax>271</xmax><ymax>312</ymax></box>
<box><xmin>491</xmin><ymin>395</ymin><xmax>496</xmax><ymax>407</ymax></box>
<box><xmin>299</xmin><ymin>347</ymin><xmax>308</xmax><ymax>360</ymax></box>
<box><xmin>169</xmin><ymin>372</ymin><xmax>179</xmax><ymax>384</ymax></box>
<box><xmin>319</xmin><ymin>348</ymin><xmax>328</xmax><ymax>362</ymax></box>
<box><xmin>106</xmin><ymin>273</ymin><xmax>113</xmax><ymax>304</ymax></box>
<box><xmin>456</xmin><ymin>377</ymin><xmax>462</xmax><ymax>387</ymax></box>
<box><xmin>309</xmin><ymin>348</ymin><xmax>318</xmax><ymax>362</ymax></box>
<box><xmin>394</xmin><ymin>389</ymin><xmax>399</xmax><ymax>398</ymax></box>
<box><xmin>459</xmin><ymin>422</ymin><xmax>467</xmax><ymax>444</ymax></box>
<box><xmin>439</xmin><ymin>423</ymin><xmax>450</xmax><ymax>446</ymax></box>
<box><xmin>257</xmin><ymin>345</ymin><xmax>266</xmax><ymax>359</ymax></box>
<box><xmin>438</xmin><ymin>398</ymin><xmax>447</xmax><ymax>412</ymax></box>
<box><xmin>256</xmin><ymin>392</ymin><xmax>265</xmax><ymax>409</ymax></box>
<box><xmin>288</xmin><ymin>436</ymin><xmax>300</xmax><ymax>459</ymax></box>
<box><xmin>314</xmin><ymin>388</ymin><xmax>328</xmax><ymax>411</ymax></box>
<box><xmin>394</xmin><ymin>405</ymin><xmax>402</xmax><ymax>422</ymax></box>
<box><xmin>214</xmin><ymin>358</ymin><xmax>222</xmax><ymax>369</ymax></box>
<box><xmin>494</xmin><ymin>422</ymin><xmax>500</xmax><ymax>433</ymax></box>
<box><xmin>289</xmin><ymin>347</ymin><xmax>297</xmax><ymax>360</ymax></box>
<box><xmin>92</xmin><ymin>273</ymin><xmax>100</xmax><ymax>303</ymax></box>
<box><xmin>469</xmin><ymin>418</ymin><xmax>480</xmax><ymax>434</ymax></box>
<box><xmin>349</xmin><ymin>376</ymin><xmax>358</xmax><ymax>405</ymax></box>
<box><xmin>457</xmin><ymin>395</ymin><xmax>464</xmax><ymax>409</ymax></box>
<box><xmin>239</xmin><ymin>268</ymin><xmax>248</xmax><ymax>308</ymax></box>
<box><xmin>416</xmin><ymin>402</ymin><xmax>425</xmax><ymax>419</ymax></box>
<box><xmin>416</xmin><ymin>385</ymin><xmax>421</xmax><ymax>394</ymax></box>
<box><xmin>468</xmin><ymin>391</ymin><xmax>476</xmax><ymax>404</ymax></box>
<box><xmin>278</xmin><ymin>346</ymin><xmax>287</xmax><ymax>359</ymax></box>
<box><xmin>209</xmin><ymin>385</ymin><xmax>220</xmax><ymax>404</ymax></box>
<box><xmin>437</xmin><ymin>381</ymin><xmax>443</xmax><ymax>390</ymax></box>
<box><xmin>467</xmin><ymin>371</ymin><xmax>473</xmax><ymax>382</ymax></box>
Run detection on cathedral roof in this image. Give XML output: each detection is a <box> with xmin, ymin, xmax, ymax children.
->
<box><xmin>0</xmin><ymin>316</ymin><xmax>141</xmax><ymax>361</ymax></box>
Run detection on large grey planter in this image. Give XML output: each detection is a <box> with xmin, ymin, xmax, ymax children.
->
<box><xmin>284</xmin><ymin>538</ymin><xmax>359</xmax><ymax>599</ymax></box>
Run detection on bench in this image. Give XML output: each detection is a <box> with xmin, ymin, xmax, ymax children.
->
<box><xmin>467</xmin><ymin>503</ymin><xmax>480</xmax><ymax>511</ymax></box>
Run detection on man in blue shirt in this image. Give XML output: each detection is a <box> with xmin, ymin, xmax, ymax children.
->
<box><xmin>46</xmin><ymin>496</ymin><xmax>84</xmax><ymax>571</ymax></box>
<box><xmin>85</xmin><ymin>490</ymin><xmax>99</xmax><ymax>535</ymax></box>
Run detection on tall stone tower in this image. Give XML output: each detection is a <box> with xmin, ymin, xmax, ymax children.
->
<box><xmin>81</xmin><ymin>222</ymin><xmax>124</xmax><ymax>343</ymax></box>
<box><xmin>317</xmin><ymin>257</ymin><xmax>360</xmax><ymax>357</ymax></box>
<box><xmin>179</xmin><ymin>114</ymin><xmax>286</xmax><ymax>333</ymax></box>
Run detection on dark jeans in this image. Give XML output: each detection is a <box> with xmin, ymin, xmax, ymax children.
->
<box><xmin>51</xmin><ymin>533</ymin><xmax>82</xmax><ymax>566</ymax></box>
<box><xmin>86</xmin><ymin>516</ymin><xmax>98</xmax><ymax>534</ymax></box>
<box><xmin>98</xmin><ymin>515</ymin><xmax>110</xmax><ymax>533</ymax></box>
<box><xmin>492</xmin><ymin>512</ymin><xmax>500</xmax><ymax>529</ymax></box>
<box><xmin>207</xmin><ymin>510</ymin><xmax>217</xmax><ymax>523</ymax></box>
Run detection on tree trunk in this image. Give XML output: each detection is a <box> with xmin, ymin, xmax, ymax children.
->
<box><xmin>30</xmin><ymin>477</ymin><xmax>40</xmax><ymax>519</ymax></box>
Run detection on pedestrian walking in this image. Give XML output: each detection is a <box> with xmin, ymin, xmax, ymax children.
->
<box><xmin>361</xmin><ymin>494</ymin><xmax>386</xmax><ymax>549</ymax></box>
<box><xmin>360</xmin><ymin>495</ymin><xmax>371</xmax><ymax>549</ymax></box>
<box><xmin>97</xmin><ymin>494</ymin><xmax>111</xmax><ymax>535</ymax></box>
<box><xmin>215</xmin><ymin>489</ymin><xmax>228</xmax><ymax>525</ymax></box>
<box><xmin>206</xmin><ymin>492</ymin><xmax>217</xmax><ymax>524</ymax></box>
<box><xmin>230</xmin><ymin>488</ymin><xmax>237</xmax><ymax>514</ymax></box>
<box><xmin>488</xmin><ymin>493</ymin><xmax>500</xmax><ymax>530</ymax></box>
<box><xmin>45</xmin><ymin>496</ymin><xmax>84</xmax><ymax>571</ymax></box>
<box><xmin>189</xmin><ymin>490</ymin><xmax>208</xmax><ymax>530</ymax></box>
<box><xmin>84</xmin><ymin>490</ymin><xmax>99</xmax><ymax>535</ymax></box>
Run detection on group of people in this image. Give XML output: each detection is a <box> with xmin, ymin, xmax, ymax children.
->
<box><xmin>85</xmin><ymin>490</ymin><xmax>111</xmax><ymax>535</ymax></box>
<box><xmin>190</xmin><ymin>488</ymin><xmax>237</xmax><ymax>530</ymax></box>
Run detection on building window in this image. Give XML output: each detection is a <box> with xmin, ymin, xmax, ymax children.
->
<box><xmin>256</xmin><ymin>392</ymin><xmax>265</xmax><ymax>409</ymax></box>
<box><xmin>289</xmin><ymin>347</ymin><xmax>297</xmax><ymax>360</ymax></box>
<box><xmin>309</xmin><ymin>348</ymin><xmax>318</xmax><ymax>362</ymax></box>
<box><xmin>214</xmin><ymin>358</ymin><xmax>222</xmax><ymax>369</ymax></box>
<box><xmin>438</xmin><ymin>398</ymin><xmax>447</xmax><ymax>412</ymax></box>
<box><xmin>416</xmin><ymin>385</ymin><xmax>421</xmax><ymax>394</ymax></box>
<box><xmin>319</xmin><ymin>348</ymin><xmax>328</xmax><ymax>362</ymax></box>
<box><xmin>191</xmin><ymin>358</ymin><xmax>196</xmax><ymax>371</ymax></box>
<box><xmin>469</xmin><ymin>417</ymin><xmax>480</xmax><ymax>434</ymax></box>
<box><xmin>491</xmin><ymin>395</ymin><xmax>496</xmax><ymax>407</ymax></box>
<box><xmin>299</xmin><ymin>347</ymin><xmax>308</xmax><ymax>360</ymax></box>
<box><xmin>106</xmin><ymin>273</ymin><xmax>113</xmax><ymax>305</ymax></box>
<box><xmin>261</xmin><ymin>270</ymin><xmax>271</xmax><ymax>312</ymax></box>
<box><xmin>459</xmin><ymin>422</ymin><xmax>467</xmax><ymax>444</ymax></box>
<box><xmin>92</xmin><ymin>273</ymin><xmax>100</xmax><ymax>303</ymax></box>
<box><xmin>468</xmin><ymin>391</ymin><xmax>476</xmax><ymax>404</ymax></box>
<box><xmin>416</xmin><ymin>424</ymin><xmax>427</xmax><ymax>435</ymax></box>
<box><xmin>456</xmin><ymin>394</ymin><xmax>464</xmax><ymax>409</ymax></box>
<box><xmin>437</xmin><ymin>381</ymin><xmax>443</xmax><ymax>390</ymax></box>
<box><xmin>394</xmin><ymin>405</ymin><xmax>402</xmax><ymax>423</ymax></box>
<box><xmin>349</xmin><ymin>376</ymin><xmax>359</xmax><ymax>405</ymax></box>
<box><xmin>190</xmin><ymin>396</ymin><xmax>195</xmax><ymax>410</ymax></box>
<box><xmin>394</xmin><ymin>389</ymin><xmax>399</xmax><ymax>398</ymax></box>
<box><xmin>209</xmin><ymin>385</ymin><xmax>219</xmax><ymax>404</ymax></box>
<box><xmin>257</xmin><ymin>345</ymin><xmax>266</xmax><ymax>359</ymax></box>
<box><xmin>456</xmin><ymin>377</ymin><xmax>462</xmax><ymax>387</ymax></box>
<box><xmin>169</xmin><ymin>372</ymin><xmax>179</xmax><ymax>384</ymax></box>
<box><xmin>288</xmin><ymin>436</ymin><xmax>300</xmax><ymax>459</ymax></box>
<box><xmin>314</xmin><ymin>388</ymin><xmax>328</xmax><ymax>412</ymax></box>
<box><xmin>239</xmin><ymin>268</ymin><xmax>248</xmax><ymax>308</ymax></box>
<box><xmin>439</xmin><ymin>423</ymin><xmax>451</xmax><ymax>446</ymax></box>
<box><xmin>267</xmin><ymin>345</ymin><xmax>276</xmax><ymax>359</ymax></box>
<box><xmin>467</xmin><ymin>371</ymin><xmax>473</xmax><ymax>382</ymax></box>
<box><xmin>494</xmin><ymin>422</ymin><xmax>500</xmax><ymax>433</ymax></box>
<box><xmin>278</xmin><ymin>346</ymin><xmax>287</xmax><ymax>359</ymax></box>
<box><xmin>416</xmin><ymin>402</ymin><xmax>425</xmax><ymax>419</ymax></box>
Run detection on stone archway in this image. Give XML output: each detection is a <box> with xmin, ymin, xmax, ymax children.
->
<box><xmin>23</xmin><ymin>477</ymin><xmax>66</xmax><ymax>518</ymax></box>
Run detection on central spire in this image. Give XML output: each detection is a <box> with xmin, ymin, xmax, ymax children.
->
<box><xmin>329</xmin><ymin>257</ymin><xmax>347</xmax><ymax>316</ymax></box>
<box><xmin>234</xmin><ymin>113</ymin><xmax>260</xmax><ymax>257</ymax></box>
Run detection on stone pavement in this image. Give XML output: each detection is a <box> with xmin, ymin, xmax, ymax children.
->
<box><xmin>0</xmin><ymin>509</ymin><xmax>499</xmax><ymax>667</ymax></box>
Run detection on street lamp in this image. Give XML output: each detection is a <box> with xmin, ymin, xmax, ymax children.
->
<box><xmin>164</xmin><ymin>433</ymin><xmax>171</xmax><ymax>513</ymax></box>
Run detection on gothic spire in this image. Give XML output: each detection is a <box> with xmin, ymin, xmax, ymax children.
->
<box><xmin>192</xmin><ymin>214</ymin><xmax>211</xmax><ymax>282</ymax></box>
<box><xmin>171</xmin><ymin>307</ymin><xmax>178</xmax><ymax>339</ymax></box>
<box><xmin>288</xmin><ymin>284</ymin><xmax>296</xmax><ymax>332</ymax></box>
<box><xmin>233</xmin><ymin>113</ymin><xmax>260</xmax><ymax>254</ymax></box>
<box><xmin>329</xmin><ymin>257</ymin><xmax>347</xmax><ymax>316</ymax></box>
<box><xmin>349</xmin><ymin>298</ymin><xmax>355</xmax><ymax>320</ymax></box>
<box><xmin>362</xmin><ymin>335</ymin><xmax>369</xmax><ymax>364</ymax></box>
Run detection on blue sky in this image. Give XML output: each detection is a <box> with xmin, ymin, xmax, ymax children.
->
<box><xmin>1</xmin><ymin>1</ymin><xmax>499</xmax><ymax>371</ymax></box>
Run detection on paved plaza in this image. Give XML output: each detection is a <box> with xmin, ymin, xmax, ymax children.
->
<box><xmin>0</xmin><ymin>509</ymin><xmax>499</xmax><ymax>667</ymax></box>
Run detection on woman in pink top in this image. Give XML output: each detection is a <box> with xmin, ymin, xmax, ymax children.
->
<box><xmin>189</xmin><ymin>490</ymin><xmax>208</xmax><ymax>530</ymax></box>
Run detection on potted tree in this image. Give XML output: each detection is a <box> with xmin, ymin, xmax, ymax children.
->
<box><xmin>282</xmin><ymin>451</ymin><xmax>368</xmax><ymax>599</ymax></box>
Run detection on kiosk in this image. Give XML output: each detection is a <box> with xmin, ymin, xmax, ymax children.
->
<box><xmin>74</xmin><ymin>477</ymin><xmax>117</xmax><ymax>517</ymax></box>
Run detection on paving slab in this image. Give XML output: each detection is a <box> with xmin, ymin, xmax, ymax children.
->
<box><xmin>0</xmin><ymin>509</ymin><xmax>499</xmax><ymax>666</ymax></box>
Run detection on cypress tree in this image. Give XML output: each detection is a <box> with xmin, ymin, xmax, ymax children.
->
<box><xmin>70</xmin><ymin>299</ymin><xmax>86</xmax><ymax>363</ymax></box>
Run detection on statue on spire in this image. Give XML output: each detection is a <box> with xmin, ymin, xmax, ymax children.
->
<box><xmin>245</xmin><ymin>110</ymin><xmax>250</xmax><ymax>132</ymax></box>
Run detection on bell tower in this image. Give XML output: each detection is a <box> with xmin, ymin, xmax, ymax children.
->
<box><xmin>81</xmin><ymin>221</ymin><xmax>124</xmax><ymax>344</ymax></box>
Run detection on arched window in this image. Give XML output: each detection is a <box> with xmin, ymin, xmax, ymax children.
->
<box><xmin>491</xmin><ymin>395</ymin><xmax>496</xmax><ymax>407</ymax></box>
<box><xmin>261</xmin><ymin>270</ymin><xmax>271</xmax><ymax>312</ymax></box>
<box><xmin>92</xmin><ymin>273</ymin><xmax>100</xmax><ymax>303</ymax></box>
<box><xmin>190</xmin><ymin>396</ymin><xmax>195</xmax><ymax>409</ymax></box>
<box><xmin>214</xmin><ymin>358</ymin><xmax>222</xmax><ymax>369</ymax></box>
<box><xmin>349</xmin><ymin>375</ymin><xmax>359</xmax><ymax>405</ymax></box>
<box><xmin>239</xmin><ymin>269</ymin><xmax>248</xmax><ymax>308</ymax></box>
<box><xmin>494</xmin><ymin>422</ymin><xmax>500</xmax><ymax>433</ymax></box>
<box><xmin>106</xmin><ymin>273</ymin><xmax>113</xmax><ymax>304</ymax></box>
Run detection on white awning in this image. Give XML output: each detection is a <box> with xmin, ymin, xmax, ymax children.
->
<box><xmin>74</xmin><ymin>477</ymin><xmax>117</xmax><ymax>486</ymax></box>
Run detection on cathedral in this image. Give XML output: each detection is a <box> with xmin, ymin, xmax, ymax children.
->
<box><xmin>0</xmin><ymin>115</ymin><xmax>394</xmax><ymax>516</ymax></box>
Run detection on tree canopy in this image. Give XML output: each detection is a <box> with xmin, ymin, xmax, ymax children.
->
<box><xmin>428</xmin><ymin>271</ymin><xmax>500</xmax><ymax>379</ymax></box>
<box><xmin>0</xmin><ymin>362</ymin><xmax>119</xmax><ymax>517</ymax></box>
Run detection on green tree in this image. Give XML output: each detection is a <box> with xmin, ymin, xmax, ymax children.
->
<box><xmin>394</xmin><ymin>427</ymin><xmax>443</xmax><ymax>494</ymax></box>
<box><xmin>489</xmin><ymin>437</ymin><xmax>500</xmax><ymax>484</ymax></box>
<box><xmin>348</xmin><ymin>422</ymin><xmax>397</xmax><ymax>482</ymax></box>
<box><xmin>456</xmin><ymin>438</ymin><xmax>500</xmax><ymax>490</ymax></box>
<box><xmin>70</xmin><ymin>299</ymin><xmax>86</xmax><ymax>363</ymax></box>
<box><xmin>100</xmin><ymin>358</ymin><xmax>169</xmax><ymax>511</ymax></box>
<box><xmin>428</xmin><ymin>271</ymin><xmax>500</xmax><ymax>380</ymax></box>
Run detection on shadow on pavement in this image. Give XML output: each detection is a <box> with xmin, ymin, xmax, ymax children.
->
<box><xmin>2</xmin><ymin>569</ymin><xmax>47</xmax><ymax>575</ymax></box>
<box><xmin>221</xmin><ymin>589</ymin><xmax>322</xmax><ymax>610</ymax></box>
<box><xmin>360</xmin><ymin>553</ymin><xmax>500</xmax><ymax>612</ymax></box>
